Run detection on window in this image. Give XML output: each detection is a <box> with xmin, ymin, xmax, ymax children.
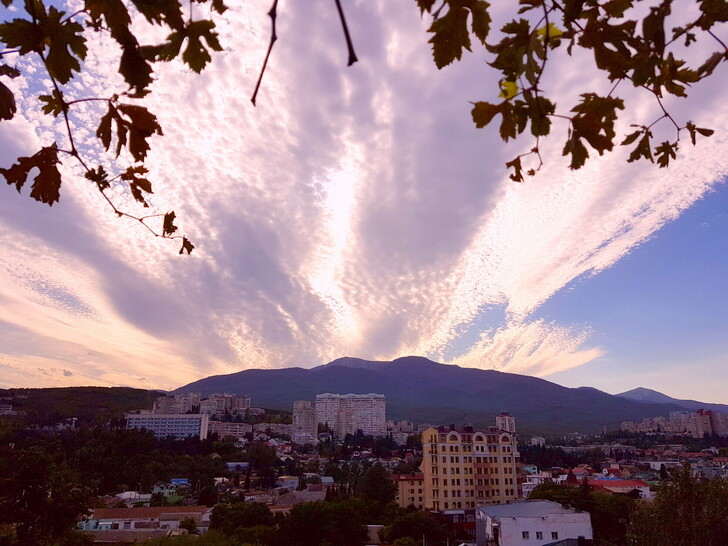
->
<box><xmin>552</xmin><ymin>532</ymin><xmax>559</xmax><ymax>540</ymax></box>
<box><xmin>522</xmin><ymin>531</ymin><xmax>530</xmax><ymax>539</ymax></box>
<box><xmin>536</xmin><ymin>532</ymin><xmax>543</xmax><ymax>540</ymax></box>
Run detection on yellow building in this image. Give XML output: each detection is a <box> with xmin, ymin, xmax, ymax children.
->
<box><xmin>392</xmin><ymin>473</ymin><xmax>425</xmax><ymax>509</ymax></box>
<box><xmin>420</xmin><ymin>426</ymin><xmax>520</xmax><ymax>511</ymax></box>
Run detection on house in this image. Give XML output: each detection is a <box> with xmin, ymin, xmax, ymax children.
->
<box><xmin>475</xmin><ymin>500</ymin><xmax>593</xmax><ymax>546</ymax></box>
<box><xmin>587</xmin><ymin>478</ymin><xmax>653</xmax><ymax>499</ymax></box>
<box><xmin>80</xmin><ymin>506</ymin><xmax>211</xmax><ymax>535</ymax></box>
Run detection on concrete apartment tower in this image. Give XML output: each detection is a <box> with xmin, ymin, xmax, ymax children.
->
<box><xmin>292</xmin><ymin>400</ymin><xmax>317</xmax><ymax>444</ymax></box>
<box><xmin>315</xmin><ymin>393</ymin><xmax>386</xmax><ymax>439</ymax></box>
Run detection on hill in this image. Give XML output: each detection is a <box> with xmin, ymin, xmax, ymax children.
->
<box><xmin>173</xmin><ymin>356</ymin><xmax>685</xmax><ymax>435</ymax></box>
<box><xmin>0</xmin><ymin>386</ymin><xmax>162</xmax><ymax>427</ymax></box>
<box><xmin>616</xmin><ymin>387</ymin><xmax>728</xmax><ymax>414</ymax></box>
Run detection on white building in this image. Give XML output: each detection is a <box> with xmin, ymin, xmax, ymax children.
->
<box><xmin>496</xmin><ymin>412</ymin><xmax>516</xmax><ymax>434</ymax></box>
<box><xmin>125</xmin><ymin>413</ymin><xmax>209</xmax><ymax>440</ymax></box>
<box><xmin>200</xmin><ymin>393</ymin><xmax>251</xmax><ymax>415</ymax></box>
<box><xmin>315</xmin><ymin>393</ymin><xmax>386</xmax><ymax>439</ymax></box>
<box><xmin>292</xmin><ymin>401</ymin><xmax>318</xmax><ymax>444</ymax></box>
<box><xmin>476</xmin><ymin>500</ymin><xmax>593</xmax><ymax>546</ymax></box>
<box><xmin>208</xmin><ymin>420</ymin><xmax>252</xmax><ymax>438</ymax></box>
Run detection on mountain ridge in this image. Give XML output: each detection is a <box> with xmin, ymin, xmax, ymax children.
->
<box><xmin>616</xmin><ymin>387</ymin><xmax>728</xmax><ymax>414</ymax></box>
<box><xmin>173</xmin><ymin>356</ymin><xmax>693</xmax><ymax>435</ymax></box>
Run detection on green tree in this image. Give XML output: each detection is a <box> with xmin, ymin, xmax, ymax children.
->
<box><xmin>1</xmin><ymin>0</ymin><xmax>724</xmax><ymax>249</ymax></box>
<box><xmin>278</xmin><ymin>500</ymin><xmax>368</xmax><ymax>546</ymax></box>
<box><xmin>355</xmin><ymin>463</ymin><xmax>397</xmax><ymax>505</ymax></box>
<box><xmin>209</xmin><ymin>502</ymin><xmax>275</xmax><ymax>535</ymax></box>
<box><xmin>628</xmin><ymin>463</ymin><xmax>728</xmax><ymax>546</ymax></box>
<box><xmin>381</xmin><ymin>511</ymin><xmax>450</xmax><ymax>545</ymax></box>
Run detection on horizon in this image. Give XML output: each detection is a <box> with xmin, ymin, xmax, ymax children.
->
<box><xmin>1</xmin><ymin>1</ymin><xmax>727</xmax><ymax>402</ymax></box>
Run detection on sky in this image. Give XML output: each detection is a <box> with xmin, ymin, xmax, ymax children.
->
<box><xmin>0</xmin><ymin>1</ymin><xmax>726</xmax><ymax>401</ymax></box>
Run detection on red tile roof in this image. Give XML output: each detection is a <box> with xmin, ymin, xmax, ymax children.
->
<box><xmin>91</xmin><ymin>506</ymin><xmax>208</xmax><ymax>520</ymax></box>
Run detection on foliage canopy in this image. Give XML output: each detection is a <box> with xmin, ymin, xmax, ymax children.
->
<box><xmin>0</xmin><ymin>0</ymin><xmax>725</xmax><ymax>249</ymax></box>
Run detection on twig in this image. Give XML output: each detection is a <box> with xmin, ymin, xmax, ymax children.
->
<box><xmin>251</xmin><ymin>0</ymin><xmax>279</xmax><ymax>106</ymax></box>
<box><xmin>333</xmin><ymin>0</ymin><xmax>358</xmax><ymax>67</ymax></box>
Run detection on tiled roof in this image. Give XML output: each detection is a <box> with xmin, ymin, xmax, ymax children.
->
<box><xmin>91</xmin><ymin>506</ymin><xmax>208</xmax><ymax>520</ymax></box>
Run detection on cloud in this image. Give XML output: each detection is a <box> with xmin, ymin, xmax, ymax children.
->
<box><xmin>0</xmin><ymin>1</ymin><xmax>726</xmax><ymax>388</ymax></box>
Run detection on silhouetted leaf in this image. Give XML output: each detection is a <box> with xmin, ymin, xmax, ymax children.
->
<box><xmin>84</xmin><ymin>165</ymin><xmax>110</xmax><ymax>191</ymax></box>
<box><xmin>428</xmin><ymin>5</ymin><xmax>471</xmax><ymax>68</ymax></box>
<box><xmin>654</xmin><ymin>140</ymin><xmax>677</xmax><ymax>168</ymax></box>
<box><xmin>39</xmin><ymin>90</ymin><xmax>65</xmax><ymax>117</ymax></box>
<box><xmin>0</xmin><ymin>81</ymin><xmax>16</xmax><ymax>120</ymax></box>
<box><xmin>506</xmin><ymin>156</ymin><xmax>524</xmax><ymax>182</ymax></box>
<box><xmin>182</xmin><ymin>20</ymin><xmax>223</xmax><ymax>73</ymax></box>
<box><xmin>121</xmin><ymin>165</ymin><xmax>154</xmax><ymax>207</ymax></box>
<box><xmin>44</xmin><ymin>6</ymin><xmax>88</xmax><ymax>84</ymax></box>
<box><xmin>470</xmin><ymin>1</ymin><xmax>491</xmax><ymax>44</ymax></box>
<box><xmin>0</xmin><ymin>145</ymin><xmax>62</xmax><ymax>205</ymax></box>
<box><xmin>179</xmin><ymin>236</ymin><xmax>195</xmax><ymax>255</ymax></box>
<box><xmin>0</xmin><ymin>65</ymin><xmax>21</xmax><ymax>78</ymax></box>
<box><xmin>627</xmin><ymin>132</ymin><xmax>653</xmax><ymax>163</ymax></box>
<box><xmin>471</xmin><ymin>101</ymin><xmax>499</xmax><ymax>128</ymax></box>
<box><xmin>163</xmin><ymin>211</ymin><xmax>178</xmax><ymax>237</ymax></box>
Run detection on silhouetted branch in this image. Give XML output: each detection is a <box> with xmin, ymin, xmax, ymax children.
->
<box><xmin>334</xmin><ymin>0</ymin><xmax>358</xmax><ymax>66</ymax></box>
<box><xmin>251</xmin><ymin>0</ymin><xmax>279</xmax><ymax>106</ymax></box>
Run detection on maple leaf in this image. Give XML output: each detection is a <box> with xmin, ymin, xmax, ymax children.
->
<box><xmin>44</xmin><ymin>6</ymin><xmax>88</xmax><ymax>84</ymax></box>
<box><xmin>182</xmin><ymin>20</ymin><xmax>223</xmax><ymax>73</ymax></box>
<box><xmin>428</xmin><ymin>5</ymin><xmax>471</xmax><ymax>69</ymax></box>
<box><xmin>0</xmin><ymin>145</ymin><xmax>62</xmax><ymax>205</ymax></box>
<box><xmin>0</xmin><ymin>81</ymin><xmax>16</xmax><ymax>120</ymax></box>
<box><xmin>163</xmin><ymin>211</ymin><xmax>178</xmax><ymax>237</ymax></box>
<box><xmin>120</xmin><ymin>165</ymin><xmax>154</xmax><ymax>207</ymax></box>
<box><xmin>179</xmin><ymin>236</ymin><xmax>195</xmax><ymax>255</ymax></box>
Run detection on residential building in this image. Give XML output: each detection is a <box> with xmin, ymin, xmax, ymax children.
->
<box><xmin>392</xmin><ymin>473</ymin><xmax>425</xmax><ymax>509</ymax></box>
<box><xmin>475</xmin><ymin>500</ymin><xmax>593</xmax><ymax>546</ymax></box>
<box><xmin>80</xmin><ymin>506</ymin><xmax>211</xmax><ymax>535</ymax></box>
<box><xmin>125</xmin><ymin>413</ymin><xmax>209</xmax><ymax>440</ymax></box>
<box><xmin>420</xmin><ymin>425</ymin><xmax>520</xmax><ymax>511</ymax></box>
<box><xmin>292</xmin><ymin>400</ymin><xmax>317</xmax><ymax>444</ymax></box>
<box><xmin>253</xmin><ymin>422</ymin><xmax>293</xmax><ymax>436</ymax></box>
<box><xmin>315</xmin><ymin>393</ymin><xmax>386</xmax><ymax>439</ymax></box>
<box><xmin>531</xmin><ymin>436</ymin><xmax>546</xmax><ymax>447</ymax></box>
<box><xmin>200</xmin><ymin>393</ymin><xmax>251</xmax><ymax>415</ymax></box>
<box><xmin>496</xmin><ymin>412</ymin><xmax>516</xmax><ymax>434</ymax></box>
<box><xmin>152</xmin><ymin>392</ymin><xmax>201</xmax><ymax>414</ymax></box>
<box><xmin>208</xmin><ymin>420</ymin><xmax>252</xmax><ymax>438</ymax></box>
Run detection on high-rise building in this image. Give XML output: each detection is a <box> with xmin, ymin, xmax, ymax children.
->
<box><xmin>153</xmin><ymin>392</ymin><xmax>201</xmax><ymax>414</ymax></box>
<box><xmin>200</xmin><ymin>393</ymin><xmax>251</xmax><ymax>415</ymax></box>
<box><xmin>292</xmin><ymin>401</ymin><xmax>317</xmax><ymax>444</ymax></box>
<box><xmin>420</xmin><ymin>425</ymin><xmax>520</xmax><ymax>511</ymax></box>
<box><xmin>315</xmin><ymin>393</ymin><xmax>386</xmax><ymax>439</ymax></box>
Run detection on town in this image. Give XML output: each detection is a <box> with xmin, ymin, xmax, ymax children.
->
<box><xmin>2</xmin><ymin>388</ymin><xmax>728</xmax><ymax>545</ymax></box>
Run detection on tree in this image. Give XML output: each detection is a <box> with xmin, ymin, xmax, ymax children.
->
<box><xmin>355</xmin><ymin>463</ymin><xmax>397</xmax><ymax>505</ymax></box>
<box><xmin>381</xmin><ymin>511</ymin><xmax>450</xmax><ymax>545</ymax></box>
<box><xmin>628</xmin><ymin>463</ymin><xmax>728</xmax><ymax>546</ymax></box>
<box><xmin>209</xmin><ymin>501</ymin><xmax>275</xmax><ymax>535</ymax></box>
<box><xmin>278</xmin><ymin>500</ymin><xmax>369</xmax><ymax>546</ymax></box>
<box><xmin>1</xmin><ymin>1</ymin><xmax>724</xmax><ymax>250</ymax></box>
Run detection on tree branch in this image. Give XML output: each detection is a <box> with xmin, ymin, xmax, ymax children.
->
<box><xmin>333</xmin><ymin>0</ymin><xmax>358</xmax><ymax>67</ymax></box>
<box><xmin>251</xmin><ymin>0</ymin><xmax>279</xmax><ymax>106</ymax></box>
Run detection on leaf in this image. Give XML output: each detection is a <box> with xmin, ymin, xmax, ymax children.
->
<box><xmin>0</xmin><ymin>65</ymin><xmax>21</xmax><ymax>78</ymax></box>
<box><xmin>499</xmin><ymin>80</ymin><xmax>518</xmax><ymax>99</ymax></box>
<box><xmin>115</xmin><ymin>104</ymin><xmax>163</xmax><ymax>162</ymax></box>
<box><xmin>654</xmin><ymin>140</ymin><xmax>677</xmax><ymax>168</ymax></box>
<box><xmin>0</xmin><ymin>81</ymin><xmax>16</xmax><ymax>121</ymax></box>
<box><xmin>526</xmin><ymin>95</ymin><xmax>555</xmax><ymax>137</ymax></box>
<box><xmin>39</xmin><ymin>89</ymin><xmax>65</xmax><ymax>117</ymax></box>
<box><xmin>84</xmin><ymin>165</ymin><xmax>109</xmax><ymax>191</ymax></box>
<box><xmin>163</xmin><ymin>211</ymin><xmax>178</xmax><ymax>237</ymax></box>
<box><xmin>536</xmin><ymin>22</ymin><xmax>564</xmax><ymax>41</ymax></box>
<box><xmin>44</xmin><ymin>6</ymin><xmax>88</xmax><ymax>84</ymax></box>
<box><xmin>96</xmin><ymin>103</ymin><xmax>115</xmax><ymax>150</ymax></box>
<box><xmin>470</xmin><ymin>1</ymin><xmax>491</xmax><ymax>44</ymax></box>
<box><xmin>182</xmin><ymin>20</ymin><xmax>223</xmax><ymax>73</ymax></box>
<box><xmin>416</xmin><ymin>0</ymin><xmax>437</xmax><ymax>14</ymax></box>
<box><xmin>620</xmin><ymin>130</ymin><xmax>642</xmax><ymax>146</ymax></box>
<box><xmin>697</xmin><ymin>52</ymin><xmax>725</xmax><ymax>78</ymax></box>
<box><xmin>471</xmin><ymin>101</ymin><xmax>499</xmax><ymax>128</ymax></box>
<box><xmin>627</xmin><ymin>132</ymin><xmax>653</xmax><ymax>163</ymax></box>
<box><xmin>562</xmin><ymin>133</ymin><xmax>589</xmax><ymax>170</ymax></box>
<box><xmin>0</xmin><ymin>145</ymin><xmax>62</xmax><ymax>205</ymax></box>
<box><xmin>506</xmin><ymin>156</ymin><xmax>524</xmax><ymax>182</ymax></box>
<box><xmin>179</xmin><ymin>236</ymin><xmax>195</xmax><ymax>255</ymax></box>
<box><xmin>0</xmin><ymin>17</ymin><xmax>44</xmax><ymax>55</ymax></box>
<box><xmin>428</xmin><ymin>5</ymin><xmax>471</xmax><ymax>69</ymax></box>
<box><xmin>696</xmin><ymin>127</ymin><xmax>714</xmax><ymax>137</ymax></box>
<box><xmin>120</xmin><ymin>165</ymin><xmax>153</xmax><ymax>207</ymax></box>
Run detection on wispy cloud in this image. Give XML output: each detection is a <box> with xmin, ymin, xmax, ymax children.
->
<box><xmin>0</xmin><ymin>1</ymin><xmax>725</xmax><ymax>388</ymax></box>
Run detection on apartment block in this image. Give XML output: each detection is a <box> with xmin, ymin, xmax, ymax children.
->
<box><xmin>200</xmin><ymin>393</ymin><xmax>251</xmax><ymax>415</ymax></box>
<box><xmin>208</xmin><ymin>420</ymin><xmax>253</xmax><ymax>438</ymax></box>
<box><xmin>152</xmin><ymin>392</ymin><xmax>201</xmax><ymax>414</ymax></box>
<box><xmin>421</xmin><ymin>425</ymin><xmax>520</xmax><ymax>511</ymax></box>
<box><xmin>292</xmin><ymin>401</ymin><xmax>318</xmax><ymax>444</ymax></box>
<box><xmin>125</xmin><ymin>413</ymin><xmax>209</xmax><ymax>440</ymax></box>
<box><xmin>315</xmin><ymin>393</ymin><xmax>386</xmax><ymax>439</ymax></box>
<box><xmin>392</xmin><ymin>473</ymin><xmax>425</xmax><ymax>509</ymax></box>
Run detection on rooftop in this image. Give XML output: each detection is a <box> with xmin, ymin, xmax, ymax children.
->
<box><xmin>478</xmin><ymin>500</ymin><xmax>583</xmax><ymax>519</ymax></box>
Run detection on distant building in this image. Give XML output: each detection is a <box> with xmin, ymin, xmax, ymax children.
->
<box><xmin>80</xmin><ymin>506</ymin><xmax>211</xmax><ymax>536</ymax></box>
<box><xmin>475</xmin><ymin>500</ymin><xmax>593</xmax><ymax>546</ymax></box>
<box><xmin>420</xmin><ymin>425</ymin><xmax>520</xmax><ymax>511</ymax></box>
<box><xmin>292</xmin><ymin>401</ymin><xmax>318</xmax><ymax>444</ymax></box>
<box><xmin>208</xmin><ymin>420</ymin><xmax>252</xmax><ymax>438</ymax></box>
<box><xmin>152</xmin><ymin>392</ymin><xmax>201</xmax><ymax>414</ymax></box>
<box><xmin>315</xmin><ymin>393</ymin><xmax>386</xmax><ymax>439</ymax></box>
<box><xmin>392</xmin><ymin>473</ymin><xmax>425</xmax><ymax>509</ymax></box>
<box><xmin>200</xmin><ymin>393</ymin><xmax>251</xmax><ymax>415</ymax></box>
<box><xmin>125</xmin><ymin>413</ymin><xmax>209</xmax><ymax>440</ymax></box>
<box><xmin>496</xmin><ymin>412</ymin><xmax>516</xmax><ymax>434</ymax></box>
<box><xmin>531</xmin><ymin>436</ymin><xmax>546</xmax><ymax>447</ymax></box>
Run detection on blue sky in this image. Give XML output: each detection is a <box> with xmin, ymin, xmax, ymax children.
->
<box><xmin>545</xmin><ymin>180</ymin><xmax>728</xmax><ymax>401</ymax></box>
<box><xmin>0</xmin><ymin>0</ymin><xmax>726</xmax><ymax>401</ymax></box>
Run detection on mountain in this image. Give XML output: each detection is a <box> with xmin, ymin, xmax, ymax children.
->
<box><xmin>616</xmin><ymin>387</ymin><xmax>728</xmax><ymax>414</ymax></box>
<box><xmin>173</xmin><ymin>356</ymin><xmax>686</xmax><ymax>435</ymax></box>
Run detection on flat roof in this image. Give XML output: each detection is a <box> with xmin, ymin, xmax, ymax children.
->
<box><xmin>478</xmin><ymin>500</ymin><xmax>581</xmax><ymax>519</ymax></box>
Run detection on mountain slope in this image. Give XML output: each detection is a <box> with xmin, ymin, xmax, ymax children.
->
<box><xmin>616</xmin><ymin>387</ymin><xmax>728</xmax><ymax>414</ymax></box>
<box><xmin>173</xmin><ymin>356</ymin><xmax>686</xmax><ymax>435</ymax></box>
